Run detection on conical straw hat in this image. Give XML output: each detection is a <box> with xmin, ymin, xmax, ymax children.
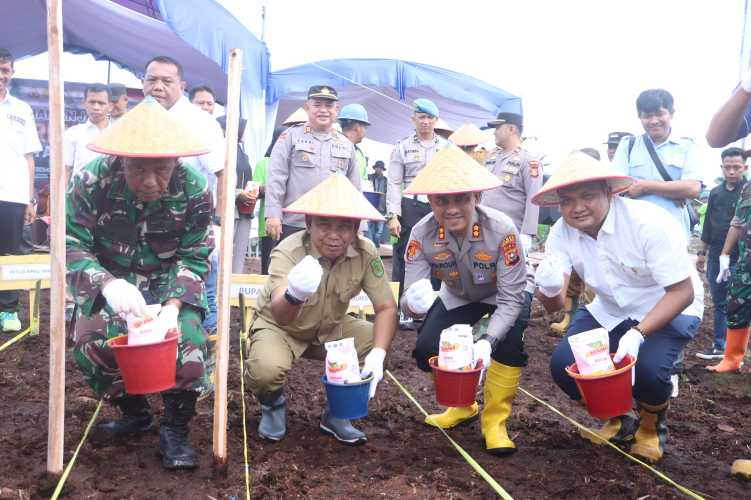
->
<box><xmin>449</xmin><ymin>123</ymin><xmax>487</xmax><ymax>146</ymax></box>
<box><xmin>434</xmin><ymin>118</ymin><xmax>454</xmax><ymax>133</ymax></box>
<box><xmin>282</xmin><ymin>107</ymin><xmax>308</xmax><ymax>126</ymax></box>
<box><xmin>404</xmin><ymin>145</ymin><xmax>502</xmax><ymax>195</ymax></box>
<box><xmin>283</xmin><ymin>174</ymin><xmax>385</xmax><ymax>221</ymax></box>
<box><xmin>88</xmin><ymin>97</ymin><xmax>208</xmax><ymax>158</ymax></box>
<box><xmin>532</xmin><ymin>152</ymin><xmax>633</xmax><ymax>206</ymax></box>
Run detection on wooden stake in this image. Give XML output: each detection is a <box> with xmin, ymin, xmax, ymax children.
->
<box><xmin>46</xmin><ymin>0</ymin><xmax>66</xmax><ymax>475</ymax></box>
<box><xmin>213</xmin><ymin>48</ymin><xmax>242</xmax><ymax>469</ymax></box>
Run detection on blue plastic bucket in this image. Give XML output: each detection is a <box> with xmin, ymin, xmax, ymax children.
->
<box><xmin>321</xmin><ymin>375</ymin><xmax>373</xmax><ymax>419</ymax></box>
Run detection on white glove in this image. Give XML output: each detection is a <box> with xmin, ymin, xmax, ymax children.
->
<box><xmin>742</xmin><ymin>67</ymin><xmax>751</xmax><ymax>93</ymax></box>
<box><xmin>361</xmin><ymin>347</ymin><xmax>386</xmax><ymax>399</ymax></box>
<box><xmin>535</xmin><ymin>254</ymin><xmax>565</xmax><ymax>297</ymax></box>
<box><xmin>716</xmin><ymin>254</ymin><xmax>731</xmax><ymax>283</ymax></box>
<box><xmin>473</xmin><ymin>338</ymin><xmax>492</xmax><ymax>369</ymax></box>
<box><xmin>286</xmin><ymin>255</ymin><xmax>323</xmax><ymax>302</ymax></box>
<box><xmin>613</xmin><ymin>328</ymin><xmax>644</xmax><ymax>364</ymax></box>
<box><xmin>157</xmin><ymin>304</ymin><xmax>179</xmax><ymax>331</ymax></box>
<box><xmin>101</xmin><ymin>279</ymin><xmax>148</xmax><ymax>317</ymax></box>
<box><xmin>405</xmin><ymin>279</ymin><xmax>434</xmax><ymax>316</ymax></box>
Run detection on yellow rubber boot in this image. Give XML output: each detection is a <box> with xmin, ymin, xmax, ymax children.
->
<box><xmin>707</xmin><ymin>327</ymin><xmax>750</xmax><ymax>373</ymax></box>
<box><xmin>424</xmin><ymin>371</ymin><xmax>479</xmax><ymax>429</ymax></box>
<box><xmin>731</xmin><ymin>459</ymin><xmax>751</xmax><ymax>480</ymax></box>
<box><xmin>424</xmin><ymin>403</ymin><xmax>479</xmax><ymax>429</ymax></box>
<box><xmin>481</xmin><ymin>360</ymin><xmax>521</xmax><ymax>456</ymax></box>
<box><xmin>630</xmin><ymin>401</ymin><xmax>668</xmax><ymax>462</ymax></box>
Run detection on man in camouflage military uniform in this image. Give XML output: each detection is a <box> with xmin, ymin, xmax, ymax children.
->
<box><xmin>246</xmin><ymin>175</ymin><xmax>396</xmax><ymax>446</ymax></box>
<box><xmin>709</xmin><ymin>180</ymin><xmax>751</xmax><ymax>372</ymax></box>
<box><xmin>401</xmin><ymin>147</ymin><xmax>531</xmax><ymax>456</ymax></box>
<box><xmin>265</xmin><ymin>85</ymin><xmax>360</xmax><ymax>242</ymax></box>
<box><xmin>67</xmin><ymin>98</ymin><xmax>213</xmax><ymax>470</ymax></box>
<box><xmin>387</xmin><ymin>98</ymin><xmax>448</xmax><ymax>298</ymax></box>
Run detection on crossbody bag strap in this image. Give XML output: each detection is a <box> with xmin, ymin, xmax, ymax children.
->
<box><xmin>642</xmin><ymin>133</ymin><xmax>673</xmax><ymax>181</ymax></box>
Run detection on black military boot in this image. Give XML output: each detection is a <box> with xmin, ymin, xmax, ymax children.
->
<box><xmin>160</xmin><ymin>390</ymin><xmax>198</xmax><ymax>470</ymax></box>
<box><xmin>91</xmin><ymin>395</ymin><xmax>155</xmax><ymax>444</ymax></box>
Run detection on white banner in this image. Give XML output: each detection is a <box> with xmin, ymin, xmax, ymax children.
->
<box><xmin>1</xmin><ymin>263</ymin><xmax>51</xmax><ymax>282</ymax></box>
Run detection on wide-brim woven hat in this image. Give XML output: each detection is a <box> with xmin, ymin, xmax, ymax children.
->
<box><xmin>404</xmin><ymin>145</ymin><xmax>502</xmax><ymax>195</ymax></box>
<box><xmin>449</xmin><ymin>123</ymin><xmax>488</xmax><ymax>146</ymax></box>
<box><xmin>283</xmin><ymin>174</ymin><xmax>385</xmax><ymax>221</ymax></box>
<box><xmin>434</xmin><ymin>117</ymin><xmax>454</xmax><ymax>133</ymax></box>
<box><xmin>531</xmin><ymin>152</ymin><xmax>633</xmax><ymax>206</ymax></box>
<box><xmin>88</xmin><ymin>97</ymin><xmax>208</xmax><ymax>158</ymax></box>
<box><xmin>282</xmin><ymin>107</ymin><xmax>308</xmax><ymax>126</ymax></box>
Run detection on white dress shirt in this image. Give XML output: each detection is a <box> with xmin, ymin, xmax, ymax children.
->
<box><xmin>545</xmin><ymin>197</ymin><xmax>703</xmax><ymax>330</ymax></box>
<box><xmin>0</xmin><ymin>92</ymin><xmax>41</xmax><ymax>204</ymax></box>
<box><xmin>63</xmin><ymin>119</ymin><xmax>108</xmax><ymax>174</ymax></box>
<box><xmin>168</xmin><ymin>96</ymin><xmax>226</xmax><ymax>202</ymax></box>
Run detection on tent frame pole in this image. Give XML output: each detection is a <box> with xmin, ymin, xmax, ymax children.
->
<box><xmin>212</xmin><ymin>47</ymin><xmax>242</xmax><ymax>473</ymax></box>
<box><xmin>46</xmin><ymin>0</ymin><xmax>66</xmax><ymax>476</ymax></box>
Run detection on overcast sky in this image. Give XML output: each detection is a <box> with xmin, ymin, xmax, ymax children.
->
<box><xmin>15</xmin><ymin>0</ymin><xmax>749</xmax><ymax>184</ymax></box>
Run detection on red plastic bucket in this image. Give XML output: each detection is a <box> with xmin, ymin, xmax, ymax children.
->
<box><xmin>429</xmin><ymin>356</ymin><xmax>483</xmax><ymax>407</ymax></box>
<box><xmin>565</xmin><ymin>353</ymin><xmax>636</xmax><ymax>419</ymax></box>
<box><xmin>108</xmin><ymin>329</ymin><xmax>179</xmax><ymax>395</ymax></box>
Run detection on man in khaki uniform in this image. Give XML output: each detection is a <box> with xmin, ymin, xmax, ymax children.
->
<box><xmin>246</xmin><ymin>175</ymin><xmax>397</xmax><ymax>446</ymax></box>
<box><xmin>482</xmin><ymin>111</ymin><xmax>543</xmax><ymax>247</ymax></box>
<box><xmin>266</xmin><ymin>86</ymin><xmax>360</xmax><ymax>242</ymax></box>
<box><xmin>387</xmin><ymin>98</ymin><xmax>448</xmax><ymax>298</ymax></box>
<box><xmin>401</xmin><ymin>147</ymin><xmax>531</xmax><ymax>456</ymax></box>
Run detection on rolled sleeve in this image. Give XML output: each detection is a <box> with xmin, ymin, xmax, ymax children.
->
<box><xmin>521</xmin><ymin>159</ymin><xmax>543</xmax><ymax>235</ymax></box>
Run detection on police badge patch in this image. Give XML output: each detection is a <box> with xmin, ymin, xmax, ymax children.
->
<box><xmin>529</xmin><ymin>160</ymin><xmax>539</xmax><ymax>178</ymax></box>
<box><xmin>501</xmin><ymin>235</ymin><xmax>520</xmax><ymax>266</ymax></box>
<box><xmin>406</xmin><ymin>240</ymin><xmax>422</xmax><ymax>263</ymax></box>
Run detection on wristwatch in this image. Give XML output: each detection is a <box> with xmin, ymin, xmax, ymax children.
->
<box><xmin>696</xmin><ymin>250</ymin><xmax>706</xmax><ymax>256</ymax></box>
<box><xmin>283</xmin><ymin>289</ymin><xmax>304</xmax><ymax>305</ymax></box>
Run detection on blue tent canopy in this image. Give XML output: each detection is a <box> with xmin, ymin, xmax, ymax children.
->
<box><xmin>267</xmin><ymin>58</ymin><xmax>521</xmax><ymax>144</ymax></box>
<box><xmin>1</xmin><ymin>0</ymin><xmax>269</xmax><ymax>105</ymax></box>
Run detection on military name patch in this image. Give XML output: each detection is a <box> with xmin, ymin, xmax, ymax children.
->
<box><xmin>406</xmin><ymin>240</ymin><xmax>422</xmax><ymax>263</ymax></box>
<box><xmin>370</xmin><ymin>258</ymin><xmax>384</xmax><ymax>277</ymax></box>
<box><xmin>501</xmin><ymin>234</ymin><xmax>520</xmax><ymax>266</ymax></box>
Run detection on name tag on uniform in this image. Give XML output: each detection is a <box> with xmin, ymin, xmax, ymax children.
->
<box><xmin>503</xmin><ymin>164</ymin><xmax>520</xmax><ymax>174</ymax></box>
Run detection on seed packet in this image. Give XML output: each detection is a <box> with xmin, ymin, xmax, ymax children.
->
<box><xmin>438</xmin><ymin>324</ymin><xmax>474</xmax><ymax>371</ymax></box>
<box><xmin>325</xmin><ymin>337</ymin><xmax>362</xmax><ymax>384</ymax></box>
<box><xmin>568</xmin><ymin>328</ymin><xmax>615</xmax><ymax>375</ymax></box>
<box><xmin>125</xmin><ymin>304</ymin><xmax>166</xmax><ymax>346</ymax></box>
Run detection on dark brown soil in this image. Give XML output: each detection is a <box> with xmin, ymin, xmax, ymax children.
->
<box><xmin>1</xmin><ymin>257</ymin><xmax>749</xmax><ymax>499</ymax></box>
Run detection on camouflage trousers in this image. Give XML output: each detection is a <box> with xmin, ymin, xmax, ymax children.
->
<box><xmin>727</xmin><ymin>270</ymin><xmax>751</xmax><ymax>329</ymax></box>
<box><xmin>72</xmin><ymin>305</ymin><xmax>208</xmax><ymax>399</ymax></box>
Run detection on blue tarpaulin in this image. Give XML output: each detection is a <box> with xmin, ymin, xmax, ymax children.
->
<box><xmin>267</xmin><ymin>58</ymin><xmax>521</xmax><ymax>144</ymax></box>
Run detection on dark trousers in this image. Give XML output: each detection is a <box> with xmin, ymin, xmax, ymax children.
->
<box><xmin>260</xmin><ymin>236</ymin><xmax>274</xmax><ymax>275</ymax></box>
<box><xmin>413</xmin><ymin>292</ymin><xmax>532</xmax><ymax>372</ymax></box>
<box><xmin>392</xmin><ymin>198</ymin><xmax>438</xmax><ymax>297</ymax></box>
<box><xmin>549</xmin><ymin>307</ymin><xmax>700</xmax><ymax>406</ymax></box>
<box><xmin>0</xmin><ymin>201</ymin><xmax>25</xmax><ymax>311</ymax></box>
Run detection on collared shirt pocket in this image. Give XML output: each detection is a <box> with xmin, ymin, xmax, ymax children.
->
<box><xmin>330</xmin><ymin>143</ymin><xmax>352</xmax><ymax>172</ymax></box>
<box><xmin>293</xmin><ymin>142</ymin><xmax>316</xmax><ymax>168</ymax></box>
